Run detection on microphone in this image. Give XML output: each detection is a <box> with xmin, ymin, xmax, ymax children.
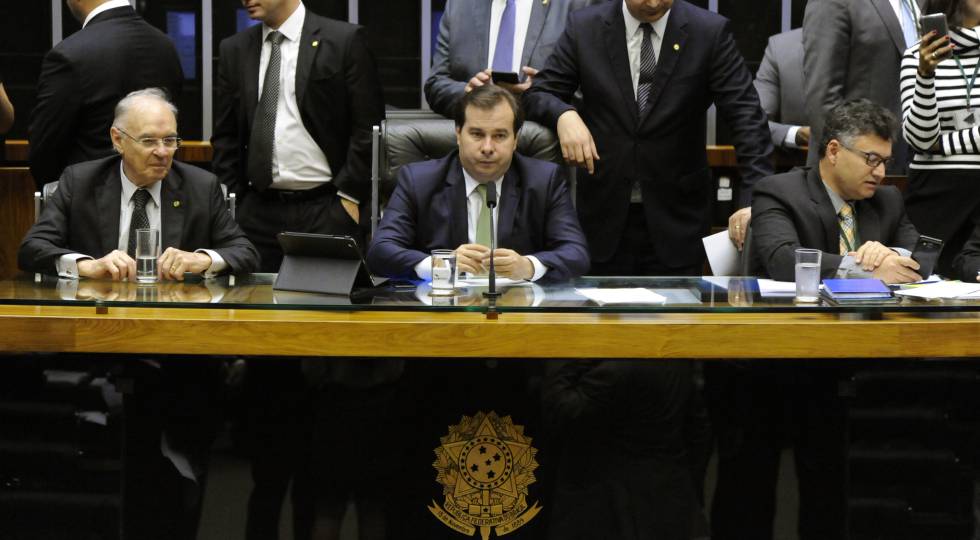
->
<box><xmin>483</xmin><ymin>182</ymin><xmax>501</xmax><ymax>300</ymax></box>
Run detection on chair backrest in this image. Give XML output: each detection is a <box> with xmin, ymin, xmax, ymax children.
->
<box><xmin>370</xmin><ymin>109</ymin><xmax>564</xmax><ymax>235</ymax></box>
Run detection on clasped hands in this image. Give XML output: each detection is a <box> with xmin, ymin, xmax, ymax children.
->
<box><xmin>455</xmin><ymin>244</ymin><xmax>534</xmax><ymax>281</ymax></box>
<box><xmin>849</xmin><ymin>241</ymin><xmax>922</xmax><ymax>283</ymax></box>
<box><xmin>77</xmin><ymin>247</ymin><xmax>212</xmax><ymax>281</ymax></box>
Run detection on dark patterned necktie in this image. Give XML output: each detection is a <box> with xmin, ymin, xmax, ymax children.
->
<box><xmin>247</xmin><ymin>31</ymin><xmax>285</xmax><ymax>192</ymax></box>
<box><xmin>636</xmin><ymin>23</ymin><xmax>657</xmax><ymax>117</ymax></box>
<box><xmin>127</xmin><ymin>188</ymin><xmax>151</xmax><ymax>257</ymax></box>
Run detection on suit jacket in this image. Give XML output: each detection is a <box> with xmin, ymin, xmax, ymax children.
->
<box><xmin>751</xmin><ymin>167</ymin><xmax>919</xmax><ymax>281</ymax></box>
<box><xmin>28</xmin><ymin>6</ymin><xmax>183</xmax><ymax>188</ymax></box>
<box><xmin>542</xmin><ymin>360</ymin><xmax>699</xmax><ymax>540</ymax></box>
<box><xmin>523</xmin><ymin>0</ymin><xmax>773</xmax><ymax>266</ymax></box>
<box><xmin>366</xmin><ymin>152</ymin><xmax>590</xmax><ymax>282</ymax></box>
<box><xmin>953</xmin><ymin>225</ymin><xmax>980</xmax><ymax>282</ymax></box>
<box><xmin>423</xmin><ymin>0</ymin><xmax>596</xmax><ymax>117</ymax></box>
<box><xmin>754</xmin><ymin>28</ymin><xmax>806</xmax><ymax>150</ymax></box>
<box><xmin>211</xmin><ymin>10</ymin><xmax>384</xmax><ymax>202</ymax></box>
<box><xmin>803</xmin><ymin>0</ymin><xmax>924</xmax><ymax>173</ymax></box>
<box><xmin>19</xmin><ymin>155</ymin><xmax>260</xmax><ymax>276</ymax></box>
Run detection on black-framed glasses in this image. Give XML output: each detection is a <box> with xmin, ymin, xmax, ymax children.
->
<box><xmin>116</xmin><ymin>128</ymin><xmax>181</xmax><ymax>150</ymax></box>
<box><xmin>840</xmin><ymin>142</ymin><xmax>892</xmax><ymax>170</ymax></box>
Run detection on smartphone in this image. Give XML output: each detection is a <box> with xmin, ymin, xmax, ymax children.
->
<box><xmin>490</xmin><ymin>71</ymin><xmax>520</xmax><ymax>84</ymax></box>
<box><xmin>920</xmin><ymin>13</ymin><xmax>949</xmax><ymax>39</ymax></box>
<box><xmin>911</xmin><ymin>235</ymin><xmax>944</xmax><ymax>278</ymax></box>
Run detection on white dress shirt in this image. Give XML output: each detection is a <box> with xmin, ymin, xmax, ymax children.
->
<box><xmin>259</xmin><ymin>3</ymin><xmax>350</xmax><ymax>198</ymax></box>
<box><xmin>487</xmin><ymin>0</ymin><xmax>534</xmax><ymax>72</ymax></box>
<box><xmin>82</xmin><ymin>0</ymin><xmax>131</xmax><ymax>28</ymax></box>
<box><xmin>623</xmin><ymin>1</ymin><xmax>670</xmax><ymax>98</ymax></box>
<box><xmin>56</xmin><ymin>163</ymin><xmax>227</xmax><ymax>278</ymax></box>
<box><xmin>413</xmin><ymin>167</ymin><xmax>547</xmax><ymax>281</ymax></box>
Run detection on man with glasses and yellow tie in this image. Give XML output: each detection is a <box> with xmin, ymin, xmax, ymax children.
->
<box><xmin>709</xmin><ymin>99</ymin><xmax>922</xmax><ymax>540</ymax></box>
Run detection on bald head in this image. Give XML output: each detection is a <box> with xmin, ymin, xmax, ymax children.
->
<box><xmin>112</xmin><ymin>88</ymin><xmax>178</xmax><ymax>132</ymax></box>
<box><xmin>110</xmin><ymin>89</ymin><xmax>180</xmax><ymax>188</ymax></box>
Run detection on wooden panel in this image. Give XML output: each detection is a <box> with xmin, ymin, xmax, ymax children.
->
<box><xmin>0</xmin><ymin>304</ymin><xmax>978</xmax><ymax>359</ymax></box>
<box><xmin>0</xmin><ymin>168</ymin><xmax>36</xmax><ymax>280</ymax></box>
<box><xmin>4</xmin><ymin>140</ymin><xmax>214</xmax><ymax>164</ymax></box>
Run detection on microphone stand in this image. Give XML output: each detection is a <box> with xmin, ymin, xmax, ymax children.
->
<box><xmin>482</xmin><ymin>182</ymin><xmax>501</xmax><ymax>318</ymax></box>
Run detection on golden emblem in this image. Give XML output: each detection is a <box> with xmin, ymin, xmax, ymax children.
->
<box><xmin>173</xmin><ymin>200</ymin><xmax>180</xmax><ymax>208</ymax></box>
<box><xmin>312</xmin><ymin>40</ymin><xmax>319</xmax><ymax>47</ymax></box>
<box><xmin>430</xmin><ymin>412</ymin><xmax>541</xmax><ymax>540</ymax></box>
<box><xmin>673</xmin><ymin>43</ymin><xmax>680</xmax><ymax>51</ymax></box>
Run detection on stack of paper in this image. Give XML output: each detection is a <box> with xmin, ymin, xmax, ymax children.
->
<box><xmin>757</xmin><ymin>279</ymin><xmax>797</xmax><ymax>297</ymax></box>
<box><xmin>894</xmin><ymin>281</ymin><xmax>980</xmax><ymax>300</ymax></box>
<box><xmin>575</xmin><ymin>288</ymin><xmax>667</xmax><ymax>305</ymax></box>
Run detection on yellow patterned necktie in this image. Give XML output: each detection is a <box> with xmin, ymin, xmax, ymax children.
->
<box><xmin>839</xmin><ymin>202</ymin><xmax>857</xmax><ymax>255</ymax></box>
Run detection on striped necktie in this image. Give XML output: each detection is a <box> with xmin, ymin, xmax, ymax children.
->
<box><xmin>636</xmin><ymin>23</ymin><xmax>657</xmax><ymax>117</ymax></box>
<box><xmin>839</xmin><ymin>202</ymin><xmax>857</xmax><ymax>255</ymax></box>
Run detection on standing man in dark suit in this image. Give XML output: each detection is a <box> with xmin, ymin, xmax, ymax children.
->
<box><xmin>720</xmin><ymin>100</ymin><xmax>920</xmax><ymax>540</ymax></box>
<box><xmin>211</xmin><ymin>2</ymin><xmax>384</xmax><ymax>538</ymax></box>
<box><xmin>29</xmin><ymin>0</ymin><xmax>183</xmax><ymax>188</ymax></box>
<box><xmin>424</xmin><ymin>0</ymin><xmax>596</xmax><ymax>117</ymax></box>
<box><xmin>754</xmin><ymin>28</ymin><xmax>810</xmax><ymax>154</ymax></box>
<box><xmin>368</xmin><ymin>84</ymin><xmax>589</xmax><ymax>282</ymax></box>
<box><xmin>803</xmin><ymin>0</ymin><xmax>924</xmax><ymax>173</ymax></box>
<box><xmin>19</xmin><ymin>88</ymin><xmax>259</xmax><ymax>540</ymax></box>
<box><xmin>523</xmin><ymin>0</ymin><xmax>772</xmax><ymax>267</ymax></box>
<box><xmin>954</xmin><ymin>224</ymin><xmax>980</xmax><ymax>282</ymax></box>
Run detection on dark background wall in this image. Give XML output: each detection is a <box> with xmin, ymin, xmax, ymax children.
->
<box><xmin>0</xmin><ymin>0</ymin><xmax>809</xmax><ymax>142</ymax></box>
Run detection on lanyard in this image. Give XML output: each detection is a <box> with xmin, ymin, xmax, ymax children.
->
<box><xmin>953</xmin><ymin>52</ymin><xmax>980</xmax><ymax>111</ymax></box>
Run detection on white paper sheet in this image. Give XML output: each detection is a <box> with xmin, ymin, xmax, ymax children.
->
<box><xmin>757</xmin><ymin>279</ymin><xmax>797</xmax><ymax>297</ymax></box>
<box><xmin>894</xmin><ymin>280</ymin><xmax>980</xmax><ymax>300</ymax></box>
<box><xmin>702</xmin><ymin>230</ymin><xmax>740</xmax><ymax>276</ymax></box>
<box><xmin>456</xmin><ymin>277</ymin><xmax>529</xmax><ymax>287</ymax></box>
<box><xmin>575</xmin><ymin>288</ymin><xmax>667</xmax><ymax>305</ymax></box>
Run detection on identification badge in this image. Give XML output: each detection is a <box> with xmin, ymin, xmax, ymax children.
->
<box><xmin>953</xmin><ymin>109</ymin><xmax>978</xmax><ymax>130</ymax></box>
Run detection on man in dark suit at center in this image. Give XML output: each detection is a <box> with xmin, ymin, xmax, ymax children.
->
<box><xmin>523</xmin><ymin>0</ymin><xmax>773</xmax><ymax>268</ymax></box>
<box><xmin>368</xmin><ymin>84</ymin><xmax>589</xmax><ymax>283</ymax></box>
<box><xmin>211</xmin><ymin>2</ymin><xmax>385</xmax><ymax>538</ymax></box>
<box><xmin>29</xmin><ymin>0</ymin><xmax>183</xmax><ymax>189</ymax></box>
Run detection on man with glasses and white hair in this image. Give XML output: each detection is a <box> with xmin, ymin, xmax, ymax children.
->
<box><xmin>19</xmin><ymin>88</ymin><xmax>259</xmax><ymax>280</ymax></box>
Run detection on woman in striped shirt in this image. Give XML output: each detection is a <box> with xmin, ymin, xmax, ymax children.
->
<box><xmin>901</xmin><ymin>0</ymin><xmax>980</xmax><ymax>276</ymax></box>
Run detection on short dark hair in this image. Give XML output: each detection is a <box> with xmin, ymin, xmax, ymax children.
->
<box><xmin>453</xmin><ymin>84</ymin><xmax>524</xmax><ymax>135</ymax></box>
<box><xmin>925</xmin><ymin>0</ymin><xmax>968</xmax><ymax>28</ymax></box>
<box><xmin>819</xmin><ymin>99</ymin><xmax>897</xmax><ymax>157</ymax></box>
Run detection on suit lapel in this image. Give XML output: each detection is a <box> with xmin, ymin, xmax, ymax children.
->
<box><xmin>870</xmin><ymin>0</ymin><xmax>908</xmax><ymax>54</ymax></box>
<box><xmin>602</xmin><ymin>4</ymin><xmax>640</xmax><ymax>120</ymax></box>
<box><xmin>243</xmin><ymin>26</ymin><xmax>262</xmax><ymax>130</ymax></box>
<box><xmin>160</xmin><ymin>170</ymin><xmax>185</xmax><ymax>251</ymax></box>
<box><xmin>806</xmin><ymin>168</ymin><xmax>841</xmax><ymax>253</ymax></box>
<box><xmin>497</xmin><ymin>167</ymin><xmax>521</xmax><ymax>247</ymax></box>
<box><xmin>520</xmin><ymin>0</ymin><xmax>550</xmax><ymax>69</ymax></box>
<box><xmin>295</xmin><ymin>15</ymin><xmax>321</xmax><ymax>111</ymax></box>
<box><xmin>856</xmin><ymin>199</ymin><xmax>881</xmax><ymax>245</ymax></box>
<box><xmin>96</xmin><ymin>165</ymin><xmax>123</xmax><ymax>255</ymax></box>
<box><xmin>447</xmin><ymin>161</ymin><xmax>470</xmax><ymax>248</ymax></box>
<box><xmin>639</xmin><ymin>3</ymin><xmax>688</xmax><ymax>124</ymax></box>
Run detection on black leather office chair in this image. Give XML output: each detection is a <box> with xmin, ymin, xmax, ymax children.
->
<box><xmin>35</xmin><ymin>181</ymin><xmax>235</xmax><ymax>223</ymax></box>
<box><xmin>369</xmin><ymin>109</ymin><xmax>566</xmax><ymax>236</ymax></box>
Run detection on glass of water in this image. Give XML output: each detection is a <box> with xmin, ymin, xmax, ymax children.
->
<box><xmin>794</xmin><ymin>248</ymin><xmax>822</xmax><ymax>302</ymax></box>
<box><xmin>430</xmin><ymin>249</ymin><xmax>457</xmax><ymax>296</ymax></box>
<box><xmin>135</xmin><ymin>228</ymin><xmax>161</xmax><ymax>283</ymax></box>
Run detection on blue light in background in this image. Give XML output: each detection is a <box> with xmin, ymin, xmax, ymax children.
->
<box><xmin>166</xmin><ymin>11</ymin><xmax>196</xmax><ymax>80</ymax></box>
<box><xmin>237</xmin><ymin>9</ymin><xmax>261</xmax><ymax>33</ymax></box>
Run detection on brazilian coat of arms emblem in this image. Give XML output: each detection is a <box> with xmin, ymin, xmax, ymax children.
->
<box><xmin>429</xmin><ymin>412</ymin><xmax>541</xmax><ymax>540</ymax></box>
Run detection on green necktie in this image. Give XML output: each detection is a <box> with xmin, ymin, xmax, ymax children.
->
<box><xmin>475</xmin><ymin>183</ymin><xmax>492</xmax><ymax>247</ymax></box>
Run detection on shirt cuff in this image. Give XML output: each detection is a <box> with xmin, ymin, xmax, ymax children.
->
<box><xmin>337</xmin><ymin>191</ymin><xmax>360</xmax><ymax>205</ymax></box>
<box><xmin>784</xmin><ymin>126</ymin><xmax>801</xmax><ymax>149</ymax></box>
<box><xmin>56</xmin><ymin>253</ymin><xmax>93</xmax><ymax>279</ymax></box>
<box><xmin>414</xmin><ymin>257</ymin><xmax>432</xmax><ymax>281</ymax></box>
<box><xmin>836</xmin><ymin>254</ymin><xmax>872</xmax><ymax>278</ymax></box>
<box><xmin>892</xmin><ymin>247</ymin><xmax>911</xmax><ymax>258</ymax></box>
<box><xmin>527</xmin><ymin>255</ymin><xmax>548</xmax><ymax>282</ymax></box>
<box><xmin>196</xmin><ymin>249</ymin><xmax>228</xmax><ymax>278</ymax></box>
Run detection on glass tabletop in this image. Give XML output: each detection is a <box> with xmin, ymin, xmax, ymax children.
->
<box><xmin>2</xmin><ymin>273</ymin><xmax>980</xmax><ymax>314</ymax></box>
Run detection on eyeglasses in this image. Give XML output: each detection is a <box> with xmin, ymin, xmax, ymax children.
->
<box><xmin>840</xmin><ymin>142</ymin><xmax>892</xmax><ymax>170</ymax></box>
<box><xmin>116</xmin><ymin>128</ymin><xmax>182</xmax><ymax>150</ymax></box>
